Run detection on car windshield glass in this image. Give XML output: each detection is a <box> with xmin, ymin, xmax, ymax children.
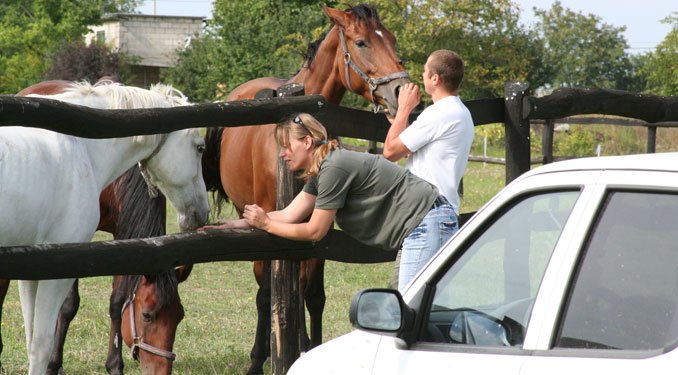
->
<box><xmin>556</xmin><ymin>191</ymin><xmax>678</xmax><ymax>351</ymax></box>
<box><xmin>424</xmin><ymin>190</ymin><xmax>579</xmax><ymax>347</ymax></box>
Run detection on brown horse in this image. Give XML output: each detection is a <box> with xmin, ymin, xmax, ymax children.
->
<box><xmin>0</xmin><ymin>79</ymin><xmax>189</xmax><ymax>375</ymax></box>
<box><xmin>202</xmin><ymin>5</ymin><xmax>409</xmax><ymax>374</ymax></box>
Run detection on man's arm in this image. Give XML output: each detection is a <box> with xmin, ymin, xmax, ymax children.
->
<box><xmin>383</xmin><ymin>83</ymin><xmax>419</xmax><ymax>161</ymax></box>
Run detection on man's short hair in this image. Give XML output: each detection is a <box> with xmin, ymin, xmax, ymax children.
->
<box><xmin>427</xmin><ymin>50</ymin><xmax>464</xmax><ymax>93</ymax></box>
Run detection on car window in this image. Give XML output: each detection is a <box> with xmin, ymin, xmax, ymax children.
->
<box><xmin>423</xmin><ymin>191</ymin><xmax>579</xmax><ymax>347</ymax></box>
<box><xmin>556</xmin><ymin>191</ymin><xmax>678</xmax><ymax>351</ymax></box>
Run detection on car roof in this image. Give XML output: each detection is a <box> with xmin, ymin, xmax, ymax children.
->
<box><xmin>518</xmin><ymin>152</ymin><xmax>678</xmax><ymax>181</ymax></box>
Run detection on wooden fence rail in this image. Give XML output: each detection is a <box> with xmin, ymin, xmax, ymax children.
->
<box><xmin>0</xmin><ymin>229</ymin><xmax>395</xmax><ymax>280</ymax></box>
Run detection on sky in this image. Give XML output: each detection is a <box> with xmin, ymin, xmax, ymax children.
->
<box><xmin>136</xmin><ymin>0</ymin><xmax>676</xmax><ymax>54</ymax></box>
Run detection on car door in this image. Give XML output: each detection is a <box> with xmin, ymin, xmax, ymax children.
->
<box><xmin>369</xmin><ymin>171</ymin><xmax>592</xmax><ymax>374</ymax></box>
<box><xmin>521</xmin><ymin>170</ymin><xmax>678</xmax><ymax>375</ymax></box>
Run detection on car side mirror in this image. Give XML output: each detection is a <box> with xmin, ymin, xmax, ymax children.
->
<box><xmin>349</xmin><ymin>289</ymin><xmax>416</xmax><ymax>345</ymax></box>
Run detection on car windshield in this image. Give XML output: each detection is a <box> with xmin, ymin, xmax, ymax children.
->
<box><xmin>424</xmin><ymin>191</ymin><xmax>580</xmax><ymax>347</ymax></box>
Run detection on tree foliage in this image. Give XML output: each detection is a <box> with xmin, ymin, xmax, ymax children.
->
<box><xmin>0</xmin><ymin>0</ymin><xmax>140</xmax><ymax>93</ymax></box>
<box><xmin>370</xmin><ymin>0</ymin><xmax>544</xmax><ymax>100</ymax></box>
<box><xmin>45</xmin><ymin>41</ymin><xmax>137</xmax><ymax>83</ymax></box>
<box><xmin>642</xmin><ymin>14</ymin><xmax>678</xmax><ymax>95</ymax></box>
<box><xmin>530</xmin><ymin>1</ymin><xmax>632</xmax><ymax>89</ymax></box>
<box><xmin>163</xmin><ymin>0</ymin><xmax>332</xmax><ymax>102</ymax></box>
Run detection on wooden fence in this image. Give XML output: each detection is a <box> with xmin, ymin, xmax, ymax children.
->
<box><xmin>1</xmin><ymin>81</ymin><xmax>677</xmax><ymax>372</ymax></box>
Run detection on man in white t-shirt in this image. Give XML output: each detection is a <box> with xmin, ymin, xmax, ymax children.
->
<box><xmin>383</xmin><ymin>50</ymin><xmax>475</xmax><ymax>291</ymax></box>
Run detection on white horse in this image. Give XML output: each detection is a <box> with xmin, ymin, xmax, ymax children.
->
<box><xmin>0</xmin><ymin>81</ymin><xmax>210</xmax><ymax>374</ymax></box>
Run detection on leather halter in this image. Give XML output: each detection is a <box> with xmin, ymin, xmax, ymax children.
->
<box><xmin>122</xmin><ymin>278</ymin><xmax>177</xmax><ymax>361</ymax></box>
<box><xmin>137</xmin><ymin>133</ymin><xmax>168</xmax><ymax>198</ymax></box>
<box><xmin>338</xmin><ymin>28</ymin><xmax>410</xmax><ymax>113</ymax></box>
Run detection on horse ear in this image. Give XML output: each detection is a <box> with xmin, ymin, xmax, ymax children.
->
<box><xmin>322</xmin><ymin>5</ymin><xmax>351</xmax><ymax>29</ymax></box>
<box><xmin>175</xmin><ymin>264</ymin><xmax>193</xmax><ymax>283</ymax></box>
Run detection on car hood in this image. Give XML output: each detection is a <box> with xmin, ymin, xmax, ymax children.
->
<box><xmin>289</xmin><ymin>330</ymin><xmax>382</xmax><ymax>374</ymax></box>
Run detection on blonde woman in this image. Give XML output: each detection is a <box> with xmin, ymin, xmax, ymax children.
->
<box><xmin>209</xmin><ymin>113</ymin><xmax>452</xmax><ymax>290</ymax></box>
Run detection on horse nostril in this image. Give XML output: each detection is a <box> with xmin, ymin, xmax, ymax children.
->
<box><xmin>395</xmin><ymin>85</ymin><xmax>402</xmax><ymax>99</ymax></box>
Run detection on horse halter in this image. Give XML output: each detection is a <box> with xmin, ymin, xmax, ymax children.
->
<box><xmin>121</xmin><ymin>278</ymin><xmax>177</xmax><ymax>362</ymax></box>
<box><xmin>138</xmin><ymin>133</ymin><xmax>168</xmax><ymax>198</ymax></box>
<box><xmin>338</xmin><ymin>28</ymin><xmax>410</xmax><ymax>113</ymax></box>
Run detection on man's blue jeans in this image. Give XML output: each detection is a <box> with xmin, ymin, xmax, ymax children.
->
<box><xmin>398</xmin><ymin>196</ymin><xmax>457</xmax><ymax>291</ymax></box>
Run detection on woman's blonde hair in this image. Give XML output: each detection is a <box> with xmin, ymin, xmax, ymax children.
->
<box><xmin>275</xmin><ymin>113</ymin><xmax>339</xmax><ymax>180</ymax></box>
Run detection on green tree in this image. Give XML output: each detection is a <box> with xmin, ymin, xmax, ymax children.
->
<box><xmin>641</xmin><ymin>14</ymin><xmax>678</xmax><ymax>95</ymax></box>
<box><xmin>45</xmin><ymin>41</ymin><xmax>137</xmax><ymax>83</ymax></box>
<box><xmin>531</xmin><ymin>1</ymin><xmax>632</xmax><ymax>89</ymax></box>
<box><xmin>0</xmin><ymin>0</ymin><xmax>140</xmax><ymax>93</ymax></box>
<box><xmin>164</xmin><ymin>0</ymin><xmax>331</xmax><ymax>102</ymax></box>
<box><xmin>370</xmin><ymin>0</ymin><xmax>544</xmax><ymax>100</ymax></box>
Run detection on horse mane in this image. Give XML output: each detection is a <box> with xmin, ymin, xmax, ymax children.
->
<box><xmin>65</xmin><ymin>80</ymin><xmax>190</xmax><ymax>109</ymax></box>
<box><xmin>123</xmin><ymin>273</ymin><xmax>179</xmax><ymax>312</ymax></box>
<box><xmin>62</xmin><ymin>80</ymin><xmax>191</xmax><ymax>145</ymax></box>
<box><xmin>202</xmin><ymin>127</ymin><xmax>229</xmax><ymax>215</ymax></box>
<box><xmin>114</xmin><ymin>165</ymin><xmax>166</xmax><ymax>240</ymax></box>
<box><xmin>113</xmin><ymin>165</ymin><xmax>177</xmax><ymax>311</ymax></box>
<box><xmin>348</xmin><ymin>3</ymin><xmax>380</xmax><ymax>25</ymax></box>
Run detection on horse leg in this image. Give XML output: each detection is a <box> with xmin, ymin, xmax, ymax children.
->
<box><xmin>304</xmin><ymin>259</ymin><xmax>326</xmax><ymax>349</ymax></box>
<box><xmin>247</xmin><ymin>260</ymin><xmax>271</xmax><ymax>375</ymax></box>
<box><xmin>46</xmin><ymin>280</ymin><xmax>81</xmax><ymax>375</ymax></box>
<box><xmin>105</xmin><ymin>276</ymin><xmax>126</xmax><ymax>375</ymax></box>
<box><xmin>298</xmin><ymin>262</ymin><xmax>311</xmax><ymax>351</ymax></box>
<box><xmin>21</xmin><ymin>279</ymin><xmax>75</xmax><ymax>375</ymax></box>
<box><xmin>0</xmin><ymin>279</ymin><xmax>10</xmax><ymax>365</ymax></box>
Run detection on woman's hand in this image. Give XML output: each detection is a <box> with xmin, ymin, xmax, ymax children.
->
<box><xmin>243</xmin><ymin>204</ymin><xmax>270</xmax><ymax>230</ymax></box>
<box><xmin>198</xmin><ymin>218</ymin><xmax>250</xmax><ymax>230</ymax></box>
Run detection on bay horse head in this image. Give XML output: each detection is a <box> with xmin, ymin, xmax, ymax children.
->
<box><xmin>121</xmin><ymin>265</ymin><xmax>192</xmax><ymax>374</ymax></box>
<box><xmin>320</xmin><ymin>4</ymin><xmax>410</xmax><ymax>115</ymax></box>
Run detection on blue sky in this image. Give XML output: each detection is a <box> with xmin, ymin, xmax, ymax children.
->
<box><xmin>136</xmin><ymin>0</ymin><xmax>676</xmax><ymax>54</ymax></box>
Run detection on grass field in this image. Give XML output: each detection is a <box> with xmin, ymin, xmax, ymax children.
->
<box><xmin>0</xmin><ymin>159</ymin><xmax>504</xmax><ymax>374</ymax></box>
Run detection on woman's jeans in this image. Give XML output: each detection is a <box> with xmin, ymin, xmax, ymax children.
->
<box><xmin>398</xmin><ymin>196</ymin><xmax>457</xmax><ymax>291</ymax></box>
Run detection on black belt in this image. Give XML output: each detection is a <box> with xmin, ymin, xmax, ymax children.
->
<box><xmin>431</xmin><ymin>195</ymin><xmax>450</xmax><ymax>209</ymax></box>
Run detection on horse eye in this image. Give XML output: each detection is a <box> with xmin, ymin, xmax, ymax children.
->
<box><xmin>197</xmin><ymin>144</ymin><xmax>205</xmax><ymax>153</ymax></box>
<box><xmin>355</xmin><ymin>40</ymin><xmax>367</xmax><ymax>48</ymax></box>
<box><xmin>142</xmin><ymin>312</ymin><xmax>153</xmax><ymax>322</ymax></box>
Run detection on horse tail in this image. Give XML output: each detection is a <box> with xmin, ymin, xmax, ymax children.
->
<box><xmin>203</xmin><ymin>127</ymin><xmax>230</xmax><ymax>216</ymax></box>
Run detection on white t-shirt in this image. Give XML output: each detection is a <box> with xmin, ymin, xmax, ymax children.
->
<box><xmin>399</xmin><ymin>95</ymin><xmax>475</xmax><ymax>215</ymax></box>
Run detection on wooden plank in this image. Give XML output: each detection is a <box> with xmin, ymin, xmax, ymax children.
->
<box><xmin>0</xmin><ymin>94</ymin><xmax>503</xmax><ymax>142</ymax></box>
<box><xmin>522</xmin><ymin>88</ymin><xmax>678</xmax><ymax>123</ymax></box>
<box><xmin>0</xmin><ymin>229</ymin><xmax>396</xmax><ymax>280</ymax></box>
<box><xmin>0</xmin><ymin>94</ymin><xmax>328</xmax><ymax>137</ymax></box>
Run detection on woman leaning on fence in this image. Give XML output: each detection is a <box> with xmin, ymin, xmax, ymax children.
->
<box><xmin>204</xmin><ymin>113</ymin><xmax>454</xmax><ymax>290</ymax></box>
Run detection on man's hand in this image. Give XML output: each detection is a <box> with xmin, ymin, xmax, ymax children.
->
<box><xmin>397</xmin><ymin>83</ymin><xmax>421</xmax><ymax>114</ymax></box>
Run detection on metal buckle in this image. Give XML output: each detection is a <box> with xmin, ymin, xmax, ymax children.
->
<box><xmin>343</xmin><ymin>53</ymin><xmax>351</xmax><ymax>64</ymax></box>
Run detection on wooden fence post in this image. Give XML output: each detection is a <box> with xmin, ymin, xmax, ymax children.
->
<box><xmin>504</xmin><ymin>81</ymin><xmax>531</xmax><ymax>183</ymax></box>
<box><xmin>271</xmin><ymin>85</ymin><xmax>304</xmax><ymax>374</ymax></box>
<box><xmin>647</xmin><ymin>125</ymin><xmax>657</xmax><ymax>153</ymax></box>
<box><xmin>542</xmin><ymin>119</ymin><xmax>555</xmax><ymax>164</ymax></box>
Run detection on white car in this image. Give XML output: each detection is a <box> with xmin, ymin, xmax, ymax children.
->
<box><xmin>290</xmin><ymin>153</ymin><xmax>678</xmax><ymax>374</ymax></box>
